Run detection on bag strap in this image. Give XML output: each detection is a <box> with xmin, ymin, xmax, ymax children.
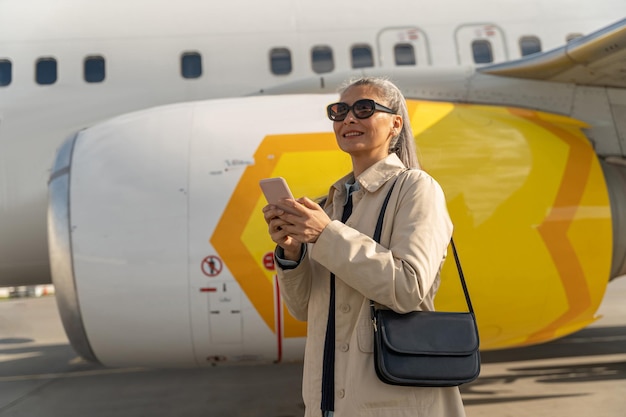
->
<box><xmin>371</xmin><ymin>173</ymin><xmax>474</xmax><ymax>315</ymax></box>
<box><xmin>450</xmin><ymin>238</ymin><xmax>474</xmax><ymax>313</ymax></box>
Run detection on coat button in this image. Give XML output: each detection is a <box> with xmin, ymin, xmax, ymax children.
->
<box><xmin>338</xmin><ymin>389</ymin><xmax>345</xmax><ymax>398</ymax></box>
<box><xmin>340</xmin><ymin>304</ymin><xmax>350</xmax><ymax>313</ymax></box>
<box><xmin>340</xmin><ymin>343</ymin><xmax>349</xmax><ymax>352</ymax></box>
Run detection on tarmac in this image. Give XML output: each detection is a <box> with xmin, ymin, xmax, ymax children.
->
<box><xmin>1</xmin><ymin>278</ymin><xmax>626</xmax><ymax>417</ymax></box>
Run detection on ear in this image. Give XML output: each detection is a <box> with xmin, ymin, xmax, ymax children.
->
<box><xmin>392</xmin><ymin>114</ymin><xmax>403</xmax><ymax>133</ymax></box>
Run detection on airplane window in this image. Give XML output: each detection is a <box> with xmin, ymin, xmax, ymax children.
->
<box><xmin>394</xmin><ymin>43</ymin><xmax>416</xmax><ymax>66</ymax></box>
<box><xmin>84</xmin><ymin>56</ymin><xmax>105</xmax><ymax>83</ymax></box>
<box><xmin>519</xmin><ymin>36</ymin><xmax>542</xmax><ymax>56</ymax></box>
<box><xmin>566</xmin><ymin>33</ymin><xmax>583</xmax><ymax>42</ymax></box>
<box><xmin>311</xmin><ymin>45</ymin><xmax>334</xmax><ymax>74</ymax></box>
<box><xmin>0</xmin><ymin>60</ymin><xmax>11</xmax><ymax>86</ymax></box>
<box><xmin>36</xmin><ymin>57</ymin><xmax>57</xmax><ymax>85</ymax></box>
<box><xmin>270</xmin><ymin>48</ymin><xmax>292</xmax><ymax>75</ymax></box>
<box><xmin>351</xmin><ymin>44</ymin><xmax>374</xmax><ymax>68</ymax></box>
<box><xmin>472</xmin><ymin>40</ymin><xmax>493</xmax><ymax>64</ymax></box>
<box><xmin>181</xmin><ymin>52</ymin><xmax>202</xmax><ymax>79</ymax></box>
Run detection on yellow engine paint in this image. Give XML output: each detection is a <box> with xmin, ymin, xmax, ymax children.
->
<box><xmin>212</xmin><ymin>133</ymin><xmax>351</xmax><ymax>338</ymax></box>
<box><xmin>211</xmin><ymin>100</ymin><xmax>612</xmax><ymax>350</ymax></box>
<box><xmin>511</xmin><ymin>108</ymin><xmax>612</xmax><ymax>347</ymax></box>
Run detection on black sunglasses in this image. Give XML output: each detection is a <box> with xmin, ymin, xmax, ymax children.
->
<box><xmin>326</xmin><ymin>99</ymin><xmax>395</xmax><ymax>121</ymax></box>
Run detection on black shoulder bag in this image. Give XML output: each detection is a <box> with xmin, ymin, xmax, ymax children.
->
<box><xmin>370</xmin><ymin>178</ymin><xmax>480</xmax><ymax>387</ymax></box>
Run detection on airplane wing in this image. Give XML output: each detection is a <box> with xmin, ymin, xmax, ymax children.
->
<box><xmin>480</xmin><ymin>18</ymin><xmax>626</xmax><ymax>88</ymax></box>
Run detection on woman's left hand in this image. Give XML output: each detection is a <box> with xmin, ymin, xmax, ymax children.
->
<box><xmin>277</xmin><ymin>197</ymin><xmax>332</xmax><ymax>244</ymax></box>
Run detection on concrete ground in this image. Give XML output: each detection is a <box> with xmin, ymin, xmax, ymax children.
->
<box><xmin>1</xmin><ymin>278</ymin><xmax>625</xmax><ymax>417</ymax></box>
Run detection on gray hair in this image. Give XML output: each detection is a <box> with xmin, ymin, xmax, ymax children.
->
<box><xmin>338</xmin><ymin>76</ymin><xmax>420</xmax><ymax>169</ymax></box>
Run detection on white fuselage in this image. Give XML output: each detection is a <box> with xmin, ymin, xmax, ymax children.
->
<box><xmin>0</xmin><ymin>0</ymin><xmax>623</xmax><ymax>285</ymax></box>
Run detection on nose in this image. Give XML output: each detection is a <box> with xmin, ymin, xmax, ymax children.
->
<box><xmin>342</xmin><ymin>111</ymin><xmax>358</xmax><ymax>124</ymax></box>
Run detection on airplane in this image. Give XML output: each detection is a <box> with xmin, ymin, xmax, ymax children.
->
<box><xmin>1</xmin><ymin>0</ymin><xmax>626</xmax><ymax>368</ymax></box>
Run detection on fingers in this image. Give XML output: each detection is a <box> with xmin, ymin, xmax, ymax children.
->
<box><xmin>268</xmin><ymin>216</ymin><xmax>289</xmax><ymax>234</ymax></box>
<box><xmin>263</xmin><ymin>196</ymin><xmax>331</xmax><ymax>246</ymax></box>
<box><xmin>268</xmin><ymin>216</ymin><xmax>297</xmax><ymax>242</ymax></box>
<box><xmin>262</xmin><ymin>199</ymin><xmax>302</xmax><ymax>221</ymax></box>
<box><xmin>276</xmin><ymin>198</ymin><xmax>303</xmax><ymax>216</ymax></box>
<box><xmin>268</xmin><ymin>217</ymin><xmax>302</xmax><ymax>255</ymax></box>
<box><xmin>262</xmin><ymin>204</ymin><xmax>287</xmax><ymax>224</ymax></box>
<box><xmin>299</xmin><ymin>197</ymin><xmax>323</xmax><ymax>210</ymax></box>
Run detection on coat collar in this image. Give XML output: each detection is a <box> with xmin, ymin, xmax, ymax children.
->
<box><xmin>331</xmin><ymin>153</ymin><xmax>407</xmax><ymax>196</ymax></box>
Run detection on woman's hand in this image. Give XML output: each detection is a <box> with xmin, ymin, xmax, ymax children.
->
<box><xmin>277</xmin><ymin>197</ymin><xmax>332</xmax><ymax>243</ymax></box>
<box><xmin>263</xmin><ymin>201</ymin><xmax>302</xmax><ymax>260</ymax></box>
<box><xmin>262</xmin><ymin>197</ymin><xmax>332</xmax><ymax>259</ymax></box>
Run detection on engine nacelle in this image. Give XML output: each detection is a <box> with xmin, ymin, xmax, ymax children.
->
<box><xmin>47</xmin><ymin>97</ymin><xmax>331</xmax><ymax>367</ymax></box>
<box><xmin>48</xmin><ymin>94</ymin><xmax>621</xmax><ymax>367</ymax></box>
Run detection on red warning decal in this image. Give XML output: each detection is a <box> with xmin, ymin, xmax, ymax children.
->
<box><xmin>263</xmin><ymin>252</ymin><xmax>275</xmax><ymax>271</ymax></box>
<box><xmin>201</xmin><ymin>255</ymin><xmax>223</xmax><ymax>277</ymax></box>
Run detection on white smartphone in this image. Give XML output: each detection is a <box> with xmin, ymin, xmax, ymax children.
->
<box><xmin>259</xmin><ymin>177</ymin><xmax>299</xmax><ymax>214</ymax></box>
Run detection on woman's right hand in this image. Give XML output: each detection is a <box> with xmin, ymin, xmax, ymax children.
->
<box><xmin>262</xmin><ymin>203</ymin><xmax>302</xmax><ymax>261</ymax></box>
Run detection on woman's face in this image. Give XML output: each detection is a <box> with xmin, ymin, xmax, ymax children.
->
<box><xmin>333</xmin><ymin>85</ymin><xmax>402</xmax><ymax>163</ymax></box>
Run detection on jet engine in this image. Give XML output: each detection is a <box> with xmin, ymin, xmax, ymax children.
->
<box><xmin>48</xmin><ymin>94</ymin><xmax>626</xmax><ymax>367</ymax></box>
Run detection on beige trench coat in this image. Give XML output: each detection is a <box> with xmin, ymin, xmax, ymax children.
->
<box><xmin>277</xmin><ymin>154</ymin><xmax>466</xmax><ymax>417</ymax></box>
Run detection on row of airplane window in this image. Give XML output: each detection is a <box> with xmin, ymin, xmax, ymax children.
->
<box><xmin>0</xmin><ymin>37</ymin><xmax>544</xmax><ymax>87</ymax></box>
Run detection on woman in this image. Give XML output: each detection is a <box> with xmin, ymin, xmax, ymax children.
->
<box><xmin>263</xmin><ymin>77</ymin><xmax>465</xmax><ymax>417</ymax></box>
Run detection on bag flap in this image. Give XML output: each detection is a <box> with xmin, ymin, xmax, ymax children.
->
<box><xmin>377</xmin><ymin>310</ymin><xmax>479</xmax><ymax>355</ymax></box>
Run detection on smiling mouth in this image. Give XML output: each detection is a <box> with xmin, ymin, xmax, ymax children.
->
<box><xmin>343</xmin><ymin>132</ymin><xmax>363</xmax><ymax>138</ymax></box>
